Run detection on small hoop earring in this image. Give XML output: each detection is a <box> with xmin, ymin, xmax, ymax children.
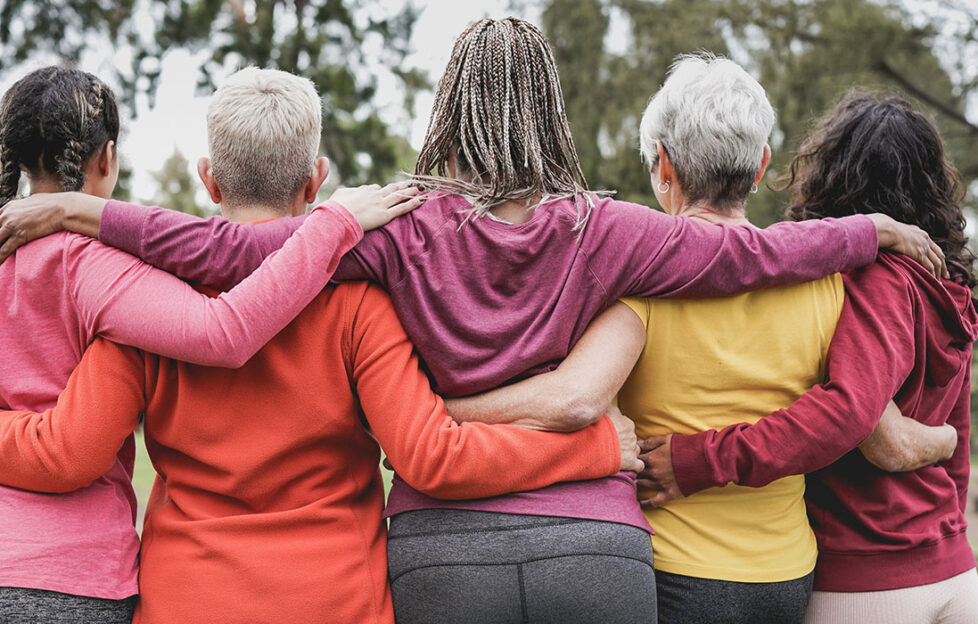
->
<box><xmin>750</xmin><ymin>184</ymin><xmax>759</xmax><ymax>194</ymax></box>
<box><xmin>657</xmin><ymin>180</ymin><xmax>670</xmax><ymax>194</ymax></box>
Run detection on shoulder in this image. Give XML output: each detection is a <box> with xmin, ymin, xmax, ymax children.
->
<box><xmin>842</xmin><ymin>253</ymin><xmax>915</xmax><ymax>298</ymax></box>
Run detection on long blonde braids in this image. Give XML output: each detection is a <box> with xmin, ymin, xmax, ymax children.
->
<box><xmin>414</xmin><ymin>17</ymin><xmax>596</xmax><ymax>230</ymax></box>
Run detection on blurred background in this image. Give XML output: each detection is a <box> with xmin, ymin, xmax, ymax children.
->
<box><xmin>2</xmin><ymin>0</ymin><xmax>976</xmax><ymax>548</ymax></box>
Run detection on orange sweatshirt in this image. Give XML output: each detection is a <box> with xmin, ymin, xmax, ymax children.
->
<box><xmin>0</xmin><ymin>282</ymin><xmax>620</xmax><ymax>624</ymax></box>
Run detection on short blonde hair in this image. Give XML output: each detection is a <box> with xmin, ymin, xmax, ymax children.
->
<box><xmin>207</xmin><ymin>67</ymin><xmax>322</xmax><ymax>208</ymax></box>
<box><xmin>640</xmin><ymin>53</ymin><xmax>775</xmax><ymax>210</ymax></box>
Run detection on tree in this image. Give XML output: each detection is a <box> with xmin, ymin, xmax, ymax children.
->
<box><xmin>0</xmin><ymin>0</ymin><xmax>424</xmax><ymax>185</ymax></box>
<box><xmin>149</xmin><ymin>150</ymin><xmax>213</xmax><ymax>217</ymax></box>
<box><xmin>539</xmin><ymin>0</ymin><xmax>978</xmax><ymax>226</ymax></box>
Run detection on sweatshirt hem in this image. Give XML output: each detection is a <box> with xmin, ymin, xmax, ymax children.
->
<box><xmin>813</xmin><ymin>530</ymin><xmax>976</xmax><ymax>592</ymax></box>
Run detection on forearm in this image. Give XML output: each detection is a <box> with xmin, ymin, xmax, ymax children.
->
<box><xmin>60</xmin><ymin>192</ymin><xmax>105</xmax><ymax>239</ymax></box>
<box><xmin>859</xmin><ymin>402</ymin><xmax>957</xmax><ymax>472</ymax></box>
<box><xmin>671</xmin><ymin>268</ymin><xmax>915</xmax><ymax>495</ymax></box>
<box><xmin>353</xmin><ymin>286</ymin><xmax>622</xmax><ymax>500</ymax></box>
<box><xmin>99</xmin><ymin>199</ymin><xmax>302</xmax><ymax>290</ymax></box>
<box><xmin>628</xmin><ymin>214</ymin><xmax>878</xmax><ymax>298</ymax></box>
<box><xmin>0</xmin><ymin>339</ymin><xmax>143</xmax><ymax>492</ymax></box>
<box><xmin>76</xmin><ymin>202</ymin><xmax>362</xmax><ymax>367</ymax></box>
<box><xmin>446</xmin><ymin>302</ymin><xmax>645</xmax><ymax>432</ymax></box>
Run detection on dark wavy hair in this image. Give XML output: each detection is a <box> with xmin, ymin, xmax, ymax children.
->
<box><xmin>0</xmin><ymin>66</ymin><xmax>120</xmax><ymax>207</ymax></box>
<box><xmin>782</xmin><ymin>91</ymin><xmax>975</xmax><ymax>289</ymax></box>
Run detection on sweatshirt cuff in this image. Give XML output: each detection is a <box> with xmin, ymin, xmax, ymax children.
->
<box><xmin>314</xmin><ymin>200</ymin><xmax>365</xmax><ymax>244</ymax></box>
<box><xmin>671</xmin><ymin>431</ymin><xmax>722</xmax><ymax>496</ymax></box>
<box><xmin>597</xmin><ymin>415</ymin><xmax>623</xmax><ymax>476</ymax></box>
<box><xmin>841</xmin><ymin>214</ymin><xmax>879</xmax><ymax>270</ymax></box>
<box><xmin>99</xmin><ymin>200</ymin><xmax>154</xmax><ymax>256</ymax></box>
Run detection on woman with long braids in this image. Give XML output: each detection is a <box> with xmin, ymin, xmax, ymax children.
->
<box><xmin>0</xmin><ymin>66</ymin><xmax>417</xmax><ymax>622</ymax></box>
<box><xmin>0</xmin><ymin>21</ymin><xmax>944</xmax><ymax>623</ymax></box>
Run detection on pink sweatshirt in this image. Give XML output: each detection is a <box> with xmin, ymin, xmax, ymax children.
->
<box><xmin>0</xmin><ymin>202</ymin><xmax>361</xmax><ymax>599</ymax></box>
<box><xmin>98</xmin><ymin>194</ymin><xmax>878</xmax><ymax>529</ymax></box>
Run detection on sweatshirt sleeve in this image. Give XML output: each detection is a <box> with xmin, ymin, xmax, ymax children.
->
<box><xmin>0</xmin><ymin>339</ymin><xmax>144</xmax><ymax>493</ymax></box>
<box><xmin>347</xmin><ymin>283</ymin><xmax>621</xmax><ymax>500</ymax></box>
<box><xmin>670</xmin><ymin>261</ymin><xmax>917</xmax><ymax>495</ymax></box>
<box><xmin>100</xmin><ymin>200</ymin><xmax>383</xmax><ymax>291</ymax></box>
<box><xmin>600</xmin><ymin>203</ymin><xmax>878</xmax><ymax>298</ymax></box>
<box><xmin>70</xmin><ymin>201</ymin><xmax>362</xmax><ymax>368</ymax></box>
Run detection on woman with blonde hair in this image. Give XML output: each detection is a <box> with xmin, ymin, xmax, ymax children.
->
<box><xmin>0</xmin><ymin>19</ymin><xmax>943</xmax><ymax>623</ymax></box>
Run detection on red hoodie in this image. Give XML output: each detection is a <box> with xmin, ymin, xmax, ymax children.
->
<box><xmin>670</xmin><ymin>252</ymin><xmax>977</xmax><ymax>591</ymax></box>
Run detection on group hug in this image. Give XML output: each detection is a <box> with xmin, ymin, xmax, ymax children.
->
<box><xmin>0</xmin><ymin>15</ymin><xmax>975</xmax><ymax>624</ymax></box>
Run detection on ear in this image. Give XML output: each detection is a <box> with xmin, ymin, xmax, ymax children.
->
<box><xmin>303</xmin><ymin>157</ymin><xmax>331</xmax><ymax>204</ymax></box>
<box><xmin>96</xmin><ymin>140</ymin><xmax>116</xmax><ymax>176</ymax></box>
<box><xmin>755</xmin><ymin>144</ymin><xmax>772</xmax><ymax>186</ymax></box>
<box><xmin>657</xmin><ymin>142</ymin><xmax>675</xmax><ymax>185</ymax></box>
<box><xmin>197</xmin><ymin>157</ymin><xmax>222</xmax><ymax>204</ymax></box>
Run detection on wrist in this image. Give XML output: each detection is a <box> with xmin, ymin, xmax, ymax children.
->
<box><xmin>866</xmin><ymin>213</ymin><xmax>894</xmax><ymax>248</ymax></box>
<box><xmin>61</xmin><ymin>193</ymin><xmax>107</xmax><ymax>238</ymax></box>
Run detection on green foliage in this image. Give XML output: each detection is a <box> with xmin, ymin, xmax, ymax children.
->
<box><xmin>1</xmin><ymin>0</ymin><xmax>426</xmax><ymax>185</ymax></box>
<box><xmin>539</xmin><ymin>0</ymin><xmax>978</xmax><ymax>225</ymax></box>
<box><xmin>150</xmin><ymin>150</ymin><xmax>214</xmax><ymax>217</ymax></box>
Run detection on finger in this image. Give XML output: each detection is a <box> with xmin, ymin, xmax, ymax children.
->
<box><xmin>635</xmin><ymin>478</ymin><xmax>658</xmax><ymax>490</ymax></box>
<box><xmin>638</xmin><ymin>436</ymin><xmax>667</xmax><ymax>452</ymax></box>
<box><xmin>929</xmin><ymin>240</ymin><xmax>948</xmax><ymax>279</ymax></box>
<box><xmin>648</xmin><ymin>491</ymin><xmax>674</xmax><ymax>507</ymax></box>
<box><xmin>388</xmin><ymin>195</ymin><xmax>425</xmax><ymax>218</ymax></box>
<box><xmin>382</xmin><ymin>180</ymin><xmax>415</xmax><ymax>193</ymax></box>
<box><xmin>0</xmin><ymin>233</ymin><xmax>22</xmax><ymax>263</ymax></box>
<box><xmin>625</xmin><ymin>458</ymin><xmax>645</xmax><ymax>473</ymax></box>
<box><xmin>382</xmin><ymin>186</ymin><xmax>421</xmax><ymax>208</ymax></box>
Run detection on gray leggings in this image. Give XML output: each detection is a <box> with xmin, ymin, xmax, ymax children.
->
<box><xmin>387</xmin><ymin>509</ymin><xmax>656</xmax><ymax>624</ymax></box>
<box><xmin>0</xmin><ymin>587</ymin><xmax>137</xmax><ymax>624</ymax></box>
<box><xmin>656</xmin><ymin>569</ymin><xmax>815</xmax><ymax>624</ymax></box>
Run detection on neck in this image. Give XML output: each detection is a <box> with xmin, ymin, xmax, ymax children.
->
<box><xmin>488</xmin><ymin>194</ymin><xmax>543</xmax><ymax>225</ymax></box>
<box><xmin>221</xmin><ymin>198</ymin><xmax>302</xmax><ymax>223</ymax></box>
<box><xmin>28</xmin><ymin>175</ymin><xmax>101</xmax><ymax>198</ymax></box>
<box><xmin>675</xmin><ymin>201</ymin><xmax>751</xmax><ymax>226</ymax></box>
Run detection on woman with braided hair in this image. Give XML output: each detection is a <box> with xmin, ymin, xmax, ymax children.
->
<box><xmin>0</xmin><ymin>21</ymin><xmax>946</xmax><ymax>623</ymax></box>
<box><xmin>0</xmin><ymin>66</ymin><xmax>419</xmax><ymax>622</ymax></box>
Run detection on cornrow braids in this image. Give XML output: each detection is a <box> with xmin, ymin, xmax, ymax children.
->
<box><xmin>0</xmin><ymin>66</ymin><xmax>119</xmax><ymax>203</ymax></box>
<box><xmin>414</xmin><ymin>17</ymin><xmax>599</xmax><ymax>231</ymax></box>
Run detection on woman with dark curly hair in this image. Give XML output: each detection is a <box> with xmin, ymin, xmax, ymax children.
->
<box><xmin>638</xmin><ymin>92</ymin><xmax>978</xmax><ymax>622</ymax></box>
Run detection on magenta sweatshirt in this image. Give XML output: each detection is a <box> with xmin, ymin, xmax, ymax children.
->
<box><xmin>669</xmin><ymin>253</ymin><xmax>976</xmax><ymax>591</ymax></box>
<box><xmin>0</xmin><ymin>202</ymin><xmax>362</xmax><ymax>599</ymax></box>
<box><xmin>99</xmin><ymin>193</ymin><xmax>878</xmax><ymax>527</ymax></box>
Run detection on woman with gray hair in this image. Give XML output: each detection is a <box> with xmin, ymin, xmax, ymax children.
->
<box><xmin>450</xmin><ymin>54</ymin><xmax>957</xmax><ymax>624</ymax></box>
<box><xmin>0</xmin><ymin>25</ymin><xmax>947</xmax><ymax>623</ymax></box>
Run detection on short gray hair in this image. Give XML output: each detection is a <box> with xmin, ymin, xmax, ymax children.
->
<box><xmin>639</xmin><ymin>53</ymin><xmax>775</xmax><ymax>210</ymax></box>
<box><xmin>207</xmin><ymin>67</ymin><xmax>322</xmax><ymax>209</ymax></box>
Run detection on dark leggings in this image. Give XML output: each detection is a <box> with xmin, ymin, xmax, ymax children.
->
<box><xmin>387</xmin><ymin>509</ymin><xmax>656</xmax><ymax>624</ymax></box>
<box><xmin>0</xmin><ymin>587</ymin><xmax>137</xmax><ymax>624</ymax></box>
<box><xmin>656</xmin><ymin>569</ymin><xmax>815</xmax><ymax>624</ymax></box>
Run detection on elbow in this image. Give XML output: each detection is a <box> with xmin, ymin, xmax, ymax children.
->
<box><xmin>194</xmin><ymin>344</ymin><xmax>254</xmax><ymax>369</ymax></box>
<box><xmin>546</xmin><ymin>391</ymin><xmax>607</xmax><ymax>433</ymax></box>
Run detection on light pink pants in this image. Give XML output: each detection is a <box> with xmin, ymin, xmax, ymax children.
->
<box><xmin>805</xmin><ymin>569</ymin><xmax>978</xmax><ymax>624</ymax></box>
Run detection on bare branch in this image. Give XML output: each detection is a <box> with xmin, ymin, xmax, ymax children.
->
<box><xmin>876</xmin><ymin>59</ymin><xmax>978</xmax><ymax>134</ymax></box>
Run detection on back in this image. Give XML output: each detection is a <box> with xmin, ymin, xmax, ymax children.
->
<box><xmin>0</xmin><ymin>233</ymin><xmax>139</xmax><ymax>599</ymax></box>
<box><xmin>137</xmin><ymin>281</ymin><xmax>391</xmax><ymax>624</ymax></box>
<box><xmin>619</xmin><ymin>274</ymin><xmax>844</xmax><ymax>582</ymax></box>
